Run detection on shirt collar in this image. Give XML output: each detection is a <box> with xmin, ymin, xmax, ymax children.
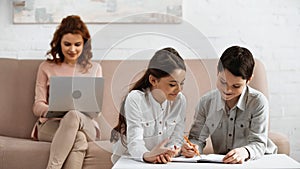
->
<box><xmin>216</xmin><ymin>91</ymin><xmax>225</xmax><ymax>111</ymax></box>
<box><xmin>236</xmin><ymin>85</ymin><xmax>247</xmax><ymax>111</ymax></box>
<box><xmin>216</xmin><ymin>86</ymin><xmax>248</xmax><ymax>112</ymax></box>
<box><xmin>147</xmin><ymin>89</ymin><xmax>168</xmax><ymax>110</ymax></box>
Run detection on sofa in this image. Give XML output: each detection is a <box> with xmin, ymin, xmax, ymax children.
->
<box><xmin>0</xmin><ymin>58</ymin><xmax>290</xmax><ymax>169</ymax></box>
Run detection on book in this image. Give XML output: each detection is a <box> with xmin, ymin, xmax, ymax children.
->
<box><xmin>172</xmin><ymin>154</ymin><xmax>225</xmax><ymax>163</ymax></box>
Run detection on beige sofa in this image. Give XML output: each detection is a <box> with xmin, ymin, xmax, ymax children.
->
<box><xmin>0</xmin><ymin>58</ymin><xmax>290</xmax><ymax>169</ymax></box>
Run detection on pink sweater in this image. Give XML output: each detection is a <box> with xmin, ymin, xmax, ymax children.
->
<box><xmin>31</xmin><ymin>61</ymin><xmax>102</xmax><ymax>139</ymax></box>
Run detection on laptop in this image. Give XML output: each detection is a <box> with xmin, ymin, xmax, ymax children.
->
<box><xmin>46</xmin><ymin>76</ymin><xmax>104</xmax><ymax>118</ymax></box>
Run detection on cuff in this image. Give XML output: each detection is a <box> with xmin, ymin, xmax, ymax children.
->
<box><xmin>244</xmin><ymin>146</ymin><xmax>254</xmax><ymax>160</ymax></box>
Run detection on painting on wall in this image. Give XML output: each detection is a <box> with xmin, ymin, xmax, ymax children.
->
<box><xmin>12</xmin><ymin>0</ymin><xmax>182</xmax><ymax>24</ymax></box>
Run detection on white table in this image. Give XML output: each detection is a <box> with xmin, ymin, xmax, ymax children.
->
<box><xmin>112</xmin><ymin>154</ymin><xmax>300</xmax><ymax>169</ymax></box>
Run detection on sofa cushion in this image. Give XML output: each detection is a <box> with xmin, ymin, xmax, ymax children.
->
<box><xmin>0</xmin><ymin>136</ymin><xmax>49</xmax><ymax>169</ymax></box>
<box><xmin>0</xmin><ymin>136</ymin><xmax>113</xmax><ymax>169</ymax></box>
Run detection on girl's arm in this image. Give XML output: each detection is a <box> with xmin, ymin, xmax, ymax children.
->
<box><xmin>125</xmin><ymin>92</ymin><xmax>150</xmax><ymax>161</ymax></box>
<box><xmin>125</xmin><ymin>92</ymin><xmax>174</xmax><ymax>163</ymax></box>
<box><xmin>167</xmin><ymin>93</ymin><xmax>186</xmax><ymax>151</ymax></box>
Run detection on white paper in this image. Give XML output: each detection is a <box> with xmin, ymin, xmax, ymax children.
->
<box><xmin>172</xmin><ymin>154</ymin><xmax>225</xmax><ymax>163</ymax></box>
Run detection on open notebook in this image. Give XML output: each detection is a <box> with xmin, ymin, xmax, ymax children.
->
<box><xmin>172</xmin><ymin>154</ymin><xmax>225</xmax><ymax>163</ymax></box>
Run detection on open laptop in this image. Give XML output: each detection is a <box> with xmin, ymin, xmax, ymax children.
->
<box><xmin>46</xmin><ymin>76</ymin><xmax>104</xmax><ymax>118</ymax></box>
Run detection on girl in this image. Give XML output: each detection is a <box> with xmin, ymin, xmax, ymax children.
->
<box><xmin>32</xmin><ymin>15</ymin><xmax>102</xmax><ymax>169</ymax></box>
<box><xmin>110</xmin><ymin>47</ymin><xmax>187</xmax><ymax>164</ymax></box>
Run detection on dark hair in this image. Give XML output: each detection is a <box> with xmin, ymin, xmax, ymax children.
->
<box><xmin>110</xmin><ymin>47</ymin><xmax>186</xmax><ymax>145</ymax></box>
<box><xmin>46</xmin><ymin>15</ymin><xmax>92</xmax><ymax>71</ymax></box>
<box><xmin>217</xmin><ymin>46</ymin><xmax>255</xmax><ymax>81</ymax></box>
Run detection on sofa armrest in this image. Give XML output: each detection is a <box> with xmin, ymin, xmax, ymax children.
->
<box><xmin>269</xmin><ymin>131</ymin><xmax>290</xmax><ymax>155</ymax></box>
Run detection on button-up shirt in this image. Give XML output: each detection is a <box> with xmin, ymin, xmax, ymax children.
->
<box><xmin>189</xmin><ymin>86</ymin><xmax>277</xmax><ymax>160</ymax></box>
<box><xmin>112</xmin><ymin>89</ymin><xmax>186</xmax><ymax>162</ymax></box>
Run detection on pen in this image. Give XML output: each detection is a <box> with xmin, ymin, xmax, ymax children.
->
<box><xmin>184</xmin><ymin>135</ymin><xmax>201</xmax><ymax>157</ymax></box>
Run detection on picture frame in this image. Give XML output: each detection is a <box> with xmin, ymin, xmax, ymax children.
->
<box><xmin>13</xmin><ymin>0</ymin><xmax>182</xmax><ymax>24</ymax></box>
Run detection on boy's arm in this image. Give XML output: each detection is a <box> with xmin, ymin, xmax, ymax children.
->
<box><xmin>244</xmin><ymin>93</ymin><xmax>269</xmax><ymax>160</ymax></box>
<box><xmin>188</xmin><ymin>97</ymin><xmax>210</xmax><ymax>153</ymax></box>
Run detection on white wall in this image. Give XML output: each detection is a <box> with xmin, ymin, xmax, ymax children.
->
<box><xmin>1</xmin><ymin>0</ymin><xmax>300</xmax><ymax>161</ymax></box>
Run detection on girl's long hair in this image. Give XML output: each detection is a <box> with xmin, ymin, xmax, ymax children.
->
<box><xmin>110</xmin><ymin>47</ymin><xmax>186</xmax><ymax>145</ymax></box>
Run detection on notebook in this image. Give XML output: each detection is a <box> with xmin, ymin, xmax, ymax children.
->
<box><xmin>46</xmin><ymin>76</ymin><xmax>104</xmax><ymax>118</ymax></box>
<box><xmin>172</xmin><ymin>154</ymin><xmax>225</xmax><ymax>163</ymax></box>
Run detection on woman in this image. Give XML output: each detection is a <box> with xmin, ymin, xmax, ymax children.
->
<box><xmin>110</xmin><ymin>47</ymin><xmax>187</xmax><ymax>164</ymax></box>
<box><xmin>31</xmin><ymin>15</ymin><xmax>102</xmax><ymax>169</ymax></box>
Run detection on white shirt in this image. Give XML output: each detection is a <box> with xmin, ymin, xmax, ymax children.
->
<box><xmin>111</xmin><ymin>89</ymin><xmax>186</xmax><ymax>163</ymax></box>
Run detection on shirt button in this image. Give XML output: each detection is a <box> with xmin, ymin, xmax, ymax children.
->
<box><xmin>211</xmin><ymin>123</ymin><xmax>214</xmax><ymax>127</ymax></box>
<box><xmin>241</xmin><ymin>124</ymin><xmax>244</xmax><ymax>128</ymax></box>
<box><xmin>159</xmin><ymin>121</ymin><xmax>162</xmax><ymax>124</ymax></box>
<box><xmin>159</xmin><ymin>132</ymin><xmax>162</xmax><ymax>135</ymax></box>
<box><xmin>230</xmin><ymin>118</ymin><xmax>233</xmax><ymax>121</ymax></box>
<box><xmin>146</xmin><ymin>123</ymin><xmax>149</xmax><ymax>126</ymax></box>
<box><xmin>229</xmin><ymin>134</ymin><xmax>232</xmax><ymax>137</ymax></box>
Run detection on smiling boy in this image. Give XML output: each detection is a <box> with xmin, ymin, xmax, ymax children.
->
<box><xmin>181</xmin><ymin>46</ymin><xmax>277</xmax><ymax>163</ymax></box>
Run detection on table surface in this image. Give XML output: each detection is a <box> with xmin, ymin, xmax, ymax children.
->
<box><xmin>112</xmin><ymin>154</ymin><xmax>300</xmax><ymax>169</ymax></box>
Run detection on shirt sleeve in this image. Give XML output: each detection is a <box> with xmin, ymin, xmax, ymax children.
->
<box><xmin>244</xmin><ymin>93</ymin><xmax>269</xmax><ymax>160</ymax></box>
<box><xmin>167</xmin><ymin>93</ymin><xmax>186</xmax><ymax>148</ymax></box>
<box><xmin>32</xmin><ymin>62</ymin><xmax>49</xmax><ymax>117</ymax></box>
<box><xmin>189</xmin><ymin>96</ymin><xmax>211</xmax><ymax>153</ymax></box>
<box><xmin>125</xmin><ymin>92</ymin><xmax>149</xmax><ymax>161</ymax></box>
<box><xmin>95</xmin><ymin>62</ymin><xmax>103</xmax><ymax>77</ymax></box>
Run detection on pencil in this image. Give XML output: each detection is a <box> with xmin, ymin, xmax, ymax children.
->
<box><xmin>184</xmin><ymin>135</ymin><xmax>201</xmax><ymax>156</ymax></box>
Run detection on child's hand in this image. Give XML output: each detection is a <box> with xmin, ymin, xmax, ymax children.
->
<box><xmin>223</xmin><ymin>147</ymin><xmax>249</xmax><ymax>164</ymax></box>
<box><xmin>143</xmin><ymin>139</ymin><xmax>176</xmax><ymax>164</ymax></box>
<box><xmin>181</xmin><ymin>142</ymin><xmax>199</xmax><ymax>158</ymax></box>
<box><xmin>172</xmin><ymin>145</ymin><xmax>181</xmax><ymax>157</ymax></box>
<box><xmin>153</xmin><ymin>145</ymin><xmax>181</xmax><ymax>163</ymax></box>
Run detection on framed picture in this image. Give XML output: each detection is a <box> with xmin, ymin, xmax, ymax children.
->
<box><xmin>13</xmin><ymin>0</ymin><xmax>182</xmax><ymax>24</ymax></box>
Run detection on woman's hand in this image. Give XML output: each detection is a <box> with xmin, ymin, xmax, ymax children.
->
<box><xmin>223</xmin><ymin>147</ymin><xmax>249</xmax><ymax>164</ymax></box>
<box><xmin>143</xmin><ymin>139</ymin><xmax>177</xmax><ymax>164</ymax></box>
<box><xmin>181</xmin><ymin>142</ymin><xmax>199</xmax><ymax>158</ymax></box>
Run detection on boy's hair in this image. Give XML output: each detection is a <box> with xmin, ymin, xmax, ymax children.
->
<box><xmin>217</xmin><ymin>46</ymin><xmax>255</xmax><ymax>81</ymax></box>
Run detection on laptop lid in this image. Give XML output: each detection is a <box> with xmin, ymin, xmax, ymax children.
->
<box><xmin>47</xmin><ymin>76</ymin><xmax>104</xmax><ymax>118</ymax></box>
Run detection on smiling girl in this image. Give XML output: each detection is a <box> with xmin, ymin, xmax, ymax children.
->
<box><xmin>110</xmin><ymin>47</ymin><xmax>187</xmax><ymax>164</ymax></box>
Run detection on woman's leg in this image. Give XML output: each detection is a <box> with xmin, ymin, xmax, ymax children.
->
<box><xmin>62</xmin><ymin>131</ymin><xmax>88</xmax><ymax>169</ymax></box>
<box><xmin>62</xmin><ymin>112</ymin><xmax>97</xmax><ymax>169</ymax></box>
<box><xmin>47</xmin><ymin>110</ymin><xmax>81</xmax><ymax>169</ymax></box>
<box><xmin>38</xmin><ymin>110</ymin><xmax>97</xmax><ymax>169</ymax></box>
<box><xmin>37</xmin><ymin>119</ymin><xmax>60</xmax><ymax>142</ymax></box>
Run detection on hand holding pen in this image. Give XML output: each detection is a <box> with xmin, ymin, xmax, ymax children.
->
<box><xmin>181</xmin><ymin>136</ymin><xmax>201</xmax><ymax>158</ymax></box>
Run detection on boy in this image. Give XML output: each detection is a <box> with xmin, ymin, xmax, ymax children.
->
<box><xmin>181</xmin><ymin>46</ymin><xmax>277</xmax><ymax>164</ymax></box>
